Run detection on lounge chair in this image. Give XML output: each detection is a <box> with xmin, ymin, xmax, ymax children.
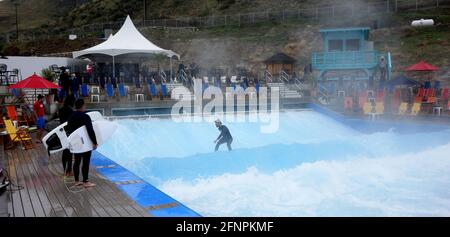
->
<box><xmin>363</xmin><ymin>102</ymin><xmax>373</xmax><ymax>115</ymax></box>
<box><xmin>106</xmin><ymin>83</ymin><xmax>114</xmax><ymax>97</ymax></box>
<box><xmin>118</xmin><ymin>83</ymin><xmax>126</xmax><ymax>97</ymax></box>
<box><xmin>426</xmin><ymin>96</ymin><xmax>436</xmax><ymax>104</ymax></box>
<box><xmin>161</xmin><ymin>84</ymin><xmax>168</xmax><ymax>97</ymax></box>
<box><xmin>376</xmin><ymin>90</ymin><xmax>385</xmax><ymax>102</ymax></box>
<box><xmin>411</xmin><ymin>103</ymin><xmax>421</xmax><ymax>116</ymax></box>
<box><xmin>398</xmin><ymin>102</ymin><xmax>408</xmax><ymax>115</ymax></box>
<box><xmin>358</xmin><ymin>96</ymin><xmax>367</xmax><ymax>111</ymax></box>
<box><xmin>4</xmin><ymin>118</ymin><xmax>33</xmax><ymax>150</ymax></box>
<box><xmin>255</xmin><ymin>83</ymin><xmax>260</xmax><ymax>93</ymax></box>
<box><xmin>375</xmin><ymin>102</ymin><xmax>384</xmax><ymax>114</ymax></box>
<box><xmin>6</xmin><ymin>105</ymin><xmax>17</xmax><ymax>121</ymax></box>
<box><xmin>80</xmin><ymin>84</ymin><xmax>89</xmax><ymax>97</ymax></box>
<box><xmin>148</xmin><ymin>84</ymin><xmax>157</xmax><ymax>97</ymax></box>
<box><xmin>440</xmin><ymin>88</ymin><xmax>449</xmax><ymax>106</ymax></box>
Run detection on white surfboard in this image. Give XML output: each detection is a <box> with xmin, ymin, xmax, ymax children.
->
<box><xmin>42</xmin><ymin>111</ymin><xmax>104</xmax><ymax>154</ymax></box>
<box><xmin>67</xmin><ymin>120</ymin><xmax>118</xmax><ymax>153</ymax></box>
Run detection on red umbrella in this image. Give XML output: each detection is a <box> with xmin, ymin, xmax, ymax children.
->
<box><xmin>405</xmin><ymin>60</ymin><xmax>439</xmax><ymax>71</ymax></box>
<box><xmin>8</xmin><ymin>73</ymin><xmax>60</xmax><ymax>89</ymax></box>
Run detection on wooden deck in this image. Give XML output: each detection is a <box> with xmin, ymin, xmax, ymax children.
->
<box><xmin>0</xmin><ymin>135</ymin><xmax>151</xmax><ymax>217</ymax></box>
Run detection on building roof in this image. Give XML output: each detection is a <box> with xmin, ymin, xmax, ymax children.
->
<box><xmin>264</xmin><ymin>53</ymin><xmax>297</xmax><ymax>64</ymax></box>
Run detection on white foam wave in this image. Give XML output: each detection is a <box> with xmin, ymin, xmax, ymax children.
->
<box><xmin>159</xmin><ymin>143</ymin><xmax>450</xmax><ymax>216</ymax></box>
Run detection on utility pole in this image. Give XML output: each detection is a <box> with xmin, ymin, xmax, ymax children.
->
<box><xmin>143</xmin><ymin>0</ymin><xmax>147</xmax><ymax>26</ymax></box>
<box><xmin>13</xmin><ymin>0</ymin><xmax>19</xmax><ymax>41</ymax></box>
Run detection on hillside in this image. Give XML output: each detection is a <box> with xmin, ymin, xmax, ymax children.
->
<box><xmin>0</xmin><ymin>0</ymin><xmax>449</xmax><ymax>77</ymax></box>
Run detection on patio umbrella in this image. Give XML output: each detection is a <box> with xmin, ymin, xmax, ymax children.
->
<box><xmin>405</xmin><ymin>60</ymin><xmax>439</xmax><ymax>71</ymax></box>
<box><xmin>9</xmin><ymin>73</ymin><xmax>60</xmax><ymax>100</ymax></box>
<box><xmin>405</xmin><ymin>60</ymin><xmax>439</xmax><ymax>85</ymax></box>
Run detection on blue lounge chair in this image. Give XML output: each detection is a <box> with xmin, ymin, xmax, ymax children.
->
<box><xmin>106</xmin><ymin>83</ymin><xmax>114</xmax><ymax>97</ymax></box>
<box><xmin>241</xmin><ymin>82</ymin><xmax>247</xmax><ymax>90</ymax></box>
<box><xmin>118</xmin><ymin>83</ymin><xmax>126</xmax><ymax>97</ymax></box>
<box><xmin>80</xmin><ymin>84</ymin><xmax>89</xmax><ymax>97</ymax></box>
<box><xmin>11</xmin><ymin>88</ymin><xmax>20</xmax><ymax>97</ymax></box>
<box><xmin>255</xmin><ymin>83</ymin><xmax>260</xmax><ymax>93</ymax></box>
<box><xmin>148</xmin><ymin>84</ymin><xmax>157</xmax><ymax>97</ymax></box>
<box><xmin>161</xmin><ymin>84</ymin><xmax>168</xmax><ymax>97</ymax></box>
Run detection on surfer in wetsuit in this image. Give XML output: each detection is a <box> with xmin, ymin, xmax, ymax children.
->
<box><xmin>66</xmin><ymin>98</ymin><xmax>98</xmax><ymax>188</ymax></box>
<box><xmin>214</xmin><ymin>119</ymin><xmax>233</xmax><ymax>151</ymax></box>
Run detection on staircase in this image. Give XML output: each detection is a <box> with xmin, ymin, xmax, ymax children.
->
<box><xmin>267</xmin><ymin>82</ymin><xmax>303</xmax><ymax>99</ymax></box>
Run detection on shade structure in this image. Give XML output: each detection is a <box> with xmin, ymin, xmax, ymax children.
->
<box><xmin>9</xmin><ymin>73</ymin><xmax>60</xmax><ymax>89</ymax></box>
<box><xmin>405</xmin><ymin>60</ymin><xmax>439</xmax><ymax>71</ymax></box>
<box><xmin>72</xmin><ymin>15</ymin><xmax>179</xmax><ymax>59</ymax></box>
<box><xmin>72</xmin><ymin>15</ymin><xmax>179</xmax><ymax>79</ymax></box>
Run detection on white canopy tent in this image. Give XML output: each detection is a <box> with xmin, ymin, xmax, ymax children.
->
<box><xmin>72</xmin><ymin>15</ymin><xmax>179</xmax><ymax>80</ymax></box>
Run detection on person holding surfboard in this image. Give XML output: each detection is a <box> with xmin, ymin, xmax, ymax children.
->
<box><xmin>58</xmin><ymin>94</ymin><xmax>75</xmax><ymax>177</ymax></box>
<box><xmin>214</xmin><ymin>119</ymin><xmax>233</xmax><ymax>151</ymax></box>
<box><xmin>66</xmin><ymin>98</ymin><xmax>98</xmax><ymax>188</ymax></box>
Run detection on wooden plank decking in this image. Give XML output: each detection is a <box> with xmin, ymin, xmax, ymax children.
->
<box><xmin>0</xmin><ymin>135</ymin><xmax>151</xmax><ymax>217</ymax></box>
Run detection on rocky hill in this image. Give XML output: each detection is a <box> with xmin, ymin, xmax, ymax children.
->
<box><xmin>0</xmin><ymin>0</ymin><xmax>449</xmax><ymax>77</ymax></box>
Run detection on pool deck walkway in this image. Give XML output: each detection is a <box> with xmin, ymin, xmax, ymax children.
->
<box><xmin>0</xmin><ymin>136</ymin><xmax>151</xmax><ymax>217</ymax></box>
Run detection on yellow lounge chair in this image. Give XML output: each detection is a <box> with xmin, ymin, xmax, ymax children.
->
<box><xmin>375</xmin><ymin>102</ymin><xmax>384</xmax><ymax>114</ymax></box>
<box><xmin>411</xmin><ymin>103</ymin><xmax>421</xmax><ymax>116</ymax></box>
<box><xmin>363</xmin><ymin>102</ymin><xmax>373</xmax><ymax>115</ymax></box>
<box><xmin>398</xmin><ymin>102</ymin><xmax>408</xmax><ymax>115</ymax></box>
<box><xmin>4</xmin><ymin>117</ymin><xmax>33</xmax><ymax>150</ymax></box>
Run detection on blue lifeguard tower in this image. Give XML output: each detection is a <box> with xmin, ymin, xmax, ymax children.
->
<box><xmin>311</xmin><ymin>27</ymin><xmax>392</xmax><ymax>96</ymax></box>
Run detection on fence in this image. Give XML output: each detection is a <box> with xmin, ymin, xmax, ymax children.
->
<box><xmin>1</xmin><ymin>0</ymin><xmax>450</xmax><ymax>43</ymax></box>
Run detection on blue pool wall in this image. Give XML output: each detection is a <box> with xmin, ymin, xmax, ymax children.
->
<box><xmin>91</xmin><ymin>151</ymin><xmax>201</xmax><ymax>217</ymax></box>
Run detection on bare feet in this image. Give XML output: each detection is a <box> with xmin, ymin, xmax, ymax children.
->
<box><xmin>83</xmin><ymin>182</ymin><xmax>96</xmax><ymax>188</ymax></box>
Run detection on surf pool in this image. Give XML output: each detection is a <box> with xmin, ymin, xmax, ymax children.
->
<box><xmin>97</xmin><ymin>110</ymin><xmax>450</xmax><ymax>216</ymax></box>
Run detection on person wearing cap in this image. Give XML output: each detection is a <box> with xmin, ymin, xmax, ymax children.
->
<box><xmin>214</xmin><ymin>119</ymin><xmax>233</xmax><ymax>151</ymax></box>
<box><xmin>33</xmin><ymin>94</ymin><xmax>45</xmax><ymax>143</ymax></box>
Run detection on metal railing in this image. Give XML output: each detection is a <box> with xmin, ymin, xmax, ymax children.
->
<box><xmin>317</xmin><ymin>83</ymin><xmax>331</xmax><ymax>104</ymax></box>
<box><xmin>264</xmin><ymin>70</ymin><xmax>273</xmax><ymax>83</ymax></box>
<box><xmin>312</xmin><ymin>51</ymin><xmax>387</xmax><ymax>70</ymax></box>
<box><xmin>159</xmin><ymin>70</ymin><xmax>167</xmax><ymax>83</ymax></box>
<box><xmin>280</xmin><ymin>70</ymin><xmax>290</xmax><ymax>83</ymax></box>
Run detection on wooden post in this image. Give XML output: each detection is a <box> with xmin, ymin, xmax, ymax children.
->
<box><xmin>395</xmin><ymin>0</ymin><xmax>398</xmax><ymax>12</ymax></box>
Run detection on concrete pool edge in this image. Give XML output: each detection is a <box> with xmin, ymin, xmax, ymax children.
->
<box><xmin>90</xmin><ymin>150</ymin><xmax>202</xmax><ymax>217</ymax></box>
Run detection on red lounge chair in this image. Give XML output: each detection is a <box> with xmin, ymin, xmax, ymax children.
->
<box><xmin>376</xmin><ymin>90</ymin><xmax>385</xmax><ymax>102</ymax></box>
<box><xmin>417</xmin><ymin>88</ymin><xmax>425</xmax><ymax>97</ymax></box>
<box><xmin>440</xmin><ymin>88</ymin><xmax>449</xmax><ymax>102</ymax></box>
<box><xmin>358</xmin><ymin>96</ymin><xmax>367</xmax><ymax>110</ymax></box>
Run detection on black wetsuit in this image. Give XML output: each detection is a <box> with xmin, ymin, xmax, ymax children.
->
<box><xmin>58</xmin><ymin>105</ymin><xmax>73</xmax><ymax>174</ymax></box>
<box><xmin>66</xmin><ymin>111</ymin><xmax>98</xmax><ymax>183</ymax></box>
<box><xmin>215</xmin><ymin>125</ymin><xmax>233</xmax><ymax>151</ymax></box>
